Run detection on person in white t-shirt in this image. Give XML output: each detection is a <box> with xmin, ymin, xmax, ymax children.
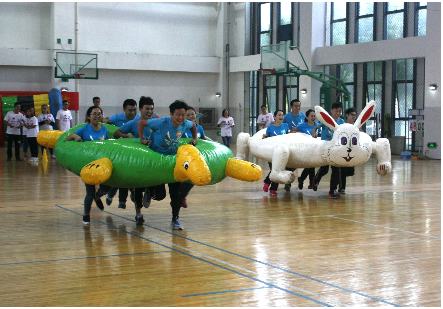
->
<box><xmin>257</xmin><ymin>105</ymin><xmax>274</xmax><ymax>130</ymax></box>
<box><xmin>4</xmin><ymin>103</ymin><xmax>25</xmax><ymax>161</ymax></box>
<box><xmin>23</xmin><ymin>108</ymin><xmax>40</xmax><ymax>162</ymax></box>
<box><xmin>56</xmin><ymin>100</ymin><xmax>73</xmax><ymax>132</ymax></box>
<box><xmin>217</xmin><ymin>109</ymin><xmax>235</xmax><ymax>148</ymax></box>
<box><xmin>38</xmin><ymin>104</ymin><xmax>56</xmax><ymax>158</ymax></box>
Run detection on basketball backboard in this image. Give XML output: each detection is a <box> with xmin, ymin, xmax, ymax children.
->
<box><xmin>260</xmin><ymin>41</ymin><xmax>289</xmax><ymax>73</ymax></box>
<box><xmin>54</xmin><ymin>52</ymin><xmax>98</xmax><ymax>79</ymax></box>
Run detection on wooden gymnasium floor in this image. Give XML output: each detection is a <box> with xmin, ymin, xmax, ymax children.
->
<box><xmin>0</xmin><ymin>145</ymin><xmax>440</xmax><ymax>307</ymax></box>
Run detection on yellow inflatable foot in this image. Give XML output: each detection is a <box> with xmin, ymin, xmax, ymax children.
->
<box><xmin>225</xmin><ymin>158</ymin><xmax>262</xmax><ymax>182</ymax></box>
<box><xmin>80</xmin><ymin>158</ymin><xmax>113</xmax><ymax>185</ymax></box>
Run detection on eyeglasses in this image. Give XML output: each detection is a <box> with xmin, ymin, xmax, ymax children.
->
<box><xmin>90</xmin><ymin>113</ymin><xmax>102</xmax><ymax>117</ymax></box>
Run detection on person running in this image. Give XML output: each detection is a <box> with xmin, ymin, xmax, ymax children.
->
<box><xmin>262</xmin><ymin>110</ymin><xmax>290</xmax><ymax>196</ymax></box>
<box><xmin>292</xmin><ymin>109</ymin><xmax>319</xmax><ymax>191</ymax></box>
<box><xmin>65</xmin><ymin>106</ymin><xmax>110</xmax><ymax>225</ymax></box>
<box><xmin>138</xmin><ymin>100</ymin><xmax>197</xmax><ymax>230</ymax></box>
<box><xmin>217</xmin><ymin>109</ymin><xmax>234</xmax><ymax>148</ymax></box>
<box><xmin>339</xmin><ymin>107</ymin><xmax>358</xmax><ymax>194</ymax></box>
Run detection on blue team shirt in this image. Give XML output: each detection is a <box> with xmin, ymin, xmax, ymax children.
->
<box><xmin>147</xmin><ymin>117</ymin><xmax>194</xmax><ymax>155</ymax></box>
<box><xmin>320</xmin><ymin>117</ymin><xmax>345</xmax><ymax>141</ymax></box>
<box><xmin>119</xmin><ymin>116</ymin><xmax>152</xmax><ymax>140</ymax></box>
<box><xmin>266</xmin><ymin>123</ymin><xmax>289</xmax><ymax>137</ymax></box>
<box><xmin>283</xmin><ymin>112</ymin><xmax>306</xmax><ymax>130</ymax></box>
<box><xmin>296</xmin><ymin>122</ymin><xmax>319</xmax><ymax>136</ymax></box>
<box><xmin>182</xmin><ymin>124</ymin><xmax>205</xmax><ymax>139</ymax></box>
<box><xmin>109</xmin><ymin>113</ymin><xmax>139</xmax><ymax>127</ymax></box>
<box><xmin>75</xmin><ymin>124</ymin><xmax>109</xmax><ymax>141</ymax></box>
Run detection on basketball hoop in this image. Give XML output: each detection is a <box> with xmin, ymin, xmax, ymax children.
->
<box><xmin>74</xmin><ymin>73</ymin><xmax>85</xmax><ymax>79</ymax></box>
<box><xmin>258</xmin><ymin>68</ymin><xmax>275</xmax><ymax>77</ymax></box>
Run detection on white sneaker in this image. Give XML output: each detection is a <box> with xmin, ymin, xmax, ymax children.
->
<box><xmin>33</xmin><ymin>157</ymin><xmax>39</xmax><ymax>161</ymax></box>
<box><xmin>51</xmin><ymin>154</ymin><xmax>56</xmax><ymax>159</ymax></box>
<box><xmin>171</xmin><ymin>220</ymin><xmax>184</xmax><ymax>230</ymax></box>
<box><xmin>29</xmin><ymin>157</ymin><xmax>35</xmax><ymax>162</ymax></box>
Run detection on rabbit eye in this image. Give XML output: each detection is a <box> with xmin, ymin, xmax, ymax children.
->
<box><xmin>341</xmin><ymin>137</ymin><xmax>347</xmax><ymax>145</ymax></box>
<box><xmin>352</xmin><ymin>137</ymin><xmax>357</xmax><ymax>145</ymax></box>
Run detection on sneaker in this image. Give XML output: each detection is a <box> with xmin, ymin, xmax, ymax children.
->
<box><xmin>105</xmin><ymin>195</ymin><xmax>113</xmax><ymax>206</ymax></box>
<box><xmin>181</xmin><ymin>197</ymin><xmax>187</xmax><ymax>208</ymax></box>
<box><xmin>118</xmin><ymin>202</ymin><xmax>126</xmax><ymax>209</ymax></box>
<box><xmin>308</xmin><ymin>185</ymin><xmax>313</xmax><ymax>189</ymax></box>
<box><xmin>51</xmin><ymin>154</ymin><xmax>56</xmax><ymax>159</ymax></box>
<box><xmin>270</xmin><ymin>190</ymin><xmax>277</xmax><ymax>196</ymax></box>
<box><xmin>338</xmin><ymin>189</ymin><xmax>345</xmax><ymax>194</ymax></box>
<box><xmin>284</xmin><ymin>184</ymin><xmax>290</xmax><ymax>192</ymax></box>
<box><xmin>94</xmin><ymin>195</ymin><xmax>104</xmax><ymax>210</ymax></box>
<box><xmin>263</xmin><ymin>183</ymin><xmax>270</xmax><ymax>192</ymax></box>
<box><xmin>135</xmin><ymin>213</ymin><xmax>145</xmax><ymax>225</ymax></box>
<box><xmin>329</xmin><ymin>192</ymin><xmax>340</xmax><ymax>199</ymax></box>
<box><xmin>298</xmin><ymin>177</ymin><xmax>303</xmax><ymax>190</ymax></box>
<box><xmin>143</xmin><ymin>192</ymin><xmax>151</xmax><ymax>208</ymax></box>
<box><xmin>24</xmin><ymin>155</ymin><xmax>29</xmax><ymax>160</ymax></box>
<box><xmin>171</xmin><ymin>220</ymin><xmax>184</xmax><ymax>230</ymax></box>
<box><xmin>29</xmin><ymin>157</ymin><xmax>34</xmax><ymax>162</ymax></box>
<box><xmin>312</xmin><ymin>180</ymin><xmax>318</xmax><ymax>191</ymax></box>
<box><xmin>83</xmin><ymin>214</ymin><xmax>90</xmax><ymax>225</ymax></box>
<box><xmin>33</xmin><ymin>157</ymin><xmax>39</xmax><ymax>162</ymax></box>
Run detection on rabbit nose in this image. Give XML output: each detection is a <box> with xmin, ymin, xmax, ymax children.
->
<box><xmin>347</xmin><ymin>147</ymin><xmax>352</xmax><ymax>153</ymax></box>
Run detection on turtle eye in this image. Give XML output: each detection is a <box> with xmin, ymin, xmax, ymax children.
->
<box><xmin>341</xmin><ymin>137</ymin><xmax>347</xmax><ymax>145</ymax></box>
<box><xmin>183</xmin><ymin>161</ymin><xmax>189</xmax><ymax>170</ymax></box>
<box><xmin>352</xmin><ymin>137</ymin><xmax>357</xmax><ymax>145</ymax></box>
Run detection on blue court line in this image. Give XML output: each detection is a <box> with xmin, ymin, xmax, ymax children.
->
<box><xmin>54</xmin><ymin>204</ymin><xmax>333</xmax><ymax>307</ymax></box>
<box><xmin>182</xmin><ymin>286</ymin><xmax>271</xmax><ymax>297</ymax></box>
<box><xmin>96</xmin><ymin>207</ymin><xmax>401</xmax><ymax>307</ymax></box>
<box><xmin>0</xmin><ymin>251</ymin><xmax>172</xmax><ymax>266</ymax></box>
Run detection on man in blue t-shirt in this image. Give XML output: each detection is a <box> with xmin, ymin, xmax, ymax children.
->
<box><xmin>103</xmin><ymin>99</ymin><xmax>139</xmax><ymax>212</ymax></box>
<box><xmin>138</xmin><ymin>100</ymin><xmax>197</xmax><ymax>230</ymax></box>
<box><xmin>283</xmin><ymin>99</ymin><xmax>306</xmax><ymax>191</ymax></box>
<box><xmin>314</xmin><ymin>102</ymin><xmax>345</xmax><ymax>199</ymax></box>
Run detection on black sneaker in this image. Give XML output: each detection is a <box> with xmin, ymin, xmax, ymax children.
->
<box><xmin>118</xmin><ymin>202</ymin><xmax>126</xmax><ymax>209</ymax></box>
<box><xmin>284</xmin><ymin>184</ymin><xmax>291</xmax><ymax>191</ymax></box>
<box><xmin>135</xmin><ymin>213</ymin><xmax>145</xmax><ymax>225</ymax></box>
<box><xmin>329</xmin><ymin>192</ymin><xmax>340</xmax><ymax>199</ymax></box>
<box><xmin>83</xmin><ymin>214</ymin><xmax>90</xmax><ymax>225</ymax></box>
<box><xmin>105</xmin><ymin>195</ymin><xmax>113</xmax><ymax>206</ymax></box>
<box><xmin>94</xmin><ymin>195</ymin><xmax>104</xmax><ymax>210</ymax></box>
<box><xmin>298</xmin><ymin>177</ymin><xmax>303</xmax><ymax>190</ymax></box>
<box><xmin>338</xmin><ymin>188</ymin><xmax>345</xmax><ymax>194</ymax></box>
<box><xmin>142</xmin><ymin>191</ymin><xmax>151</xmax><ymax>208</ymax></box>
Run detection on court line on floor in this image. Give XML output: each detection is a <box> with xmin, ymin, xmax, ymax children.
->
<box><xmin>53</xmin><ymin>204</ymin><xmax>338</xmax><ymax>307</ymax></box>
<box><xmin>329</xmin><ymin>216</ymin><xmax>441</xmax><ymax>240</ymax></box>
<box><xmin>93</xmin><ymin>206</ymin><xmax>401</xmax><ymax>307</ymax></box>
<box><xmin>182</xmin><ymin>286</ymin><xmax>271</xmax><ymax>297</ymax></box>
<box><xmin>0</xmin><ymin>251</ymin><xmax>172</xmax><ymax>266</ymax></box>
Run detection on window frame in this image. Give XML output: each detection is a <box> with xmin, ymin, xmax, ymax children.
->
<box><xmin>330</xmin><ymin>2</ymin><xmax>349</xmax><ymax>46</ymax></box>
<box><xmin>414</xmin><ymin>2</ymin><xmax>427</xmax><ymax>36</ymax></box>
<box><xmin>258</xmin><ymin>2</ymin><xmax>273</xmax><ymax>52</ymax></box>
<box><xmin>355</xmin><ymin>2</ymin><xmax>376</xmax><ymax>43</ymax></box>
<box><xmin>277</xmin><ymin>2</ymin><xmax>293</xmax><ymax>44</ymax></box>
<box><xmin>363</xmin><ymin>61</ymin><xmax>385</xmax><ymax>138</ymax></box>
<box><xmin>383</xmin><ymin>2</ymin><xmax>407</xmax><ymax>40</ymax></box>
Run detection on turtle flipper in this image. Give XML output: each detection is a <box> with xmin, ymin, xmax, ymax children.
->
<box><xmin>80</xmin><ymin>158</ymin><xmax>113</xmax><ymax>185</ymax></box>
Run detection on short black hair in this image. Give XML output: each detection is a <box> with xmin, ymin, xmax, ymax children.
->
<box><xmin>86</xmin><ymin>106</ymin><xmax>102</xmax><ymax>118</ymax></box>
<box><xmin>261</xmin><ymin>105</ymin><xmax>267</xmax><ymax>109</ymax></box>
<box><xmin>304</xmin><ymin>109</ymin><xmax>315</xmax><ymax>121</ymax></box>
<box><xmin>139</xmin><ymin>96</ymin><xmax>154</xmax><ymax>109</ymax></box>
<box><xmin>273</xmin><ymin>109</ymin><xmax>283</xmax><ymax>117</ymax></box>
<box><xmin>14</xmin><ymin>102</ymin><xmax>20</xmax><ymax>107</ymax></box>
<box><xmin>93</xmin><ymin>97</ymin><xmax>100</xmax><ymax>102</ymax></box>
<box><xmin>169</xmin><ymin>100</ymin><xmax>188</xmax><ymax>114</ymax></box>
<box><xmin>123</xmin><ymin>99</ymin><xmax>137</xmax><ymax>109</ymax></box>
<box><xmin>331</xmin><ymin>102</ymin><xmax>343</xmax><ymax>110</ymax></box>
<box><xmin>62</xmin><ymin>100</ymin><xmax>69</xmax><ymax>104</ymax></box>
<box><xmin>187</xmin><ymin>106</ymin><xmax>196</xmax><ymax>112</ymax></box>
<box><xmin>345</xmin><ymin>107</ymin><xmax>357</xmax><ymax>115</ymax></box>
<box><xmin>290</xmin><ymin>99</ymin><xmax>301</xmax><ymax>107</ymax></box>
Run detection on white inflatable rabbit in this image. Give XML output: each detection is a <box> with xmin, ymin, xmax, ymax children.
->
<box><xmin>236</xmin><ymin>100</ymin><xmax>391</xmax><ymax>184</ymax></box>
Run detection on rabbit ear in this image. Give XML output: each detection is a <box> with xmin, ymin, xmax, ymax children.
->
<box><xmin>355</xmin><ymin>100</ymin><xmax>376</xmax><ymax>128</ymax></box>
<box><xmin>315</xmin><ymin>105</ymin><xmax>339</xmax><ymax>132</ymax></box>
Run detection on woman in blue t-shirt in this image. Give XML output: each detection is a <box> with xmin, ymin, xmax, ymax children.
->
<box><xmin>65</xmin><ymin>106</ymin><xmax>110</xmax><ymax>225</ymax></box>
<box><xmin>293</xmin><ymin>109</ymin><xmax>318</xmax><ymax>191</ymax></box>
<box><xmin>262</xmin><ymin>110</ymin><xmax>289</xmax><ymax>196</ymax></box>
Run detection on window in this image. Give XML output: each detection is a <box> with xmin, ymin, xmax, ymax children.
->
<box><xmin>415</xmin><ymin>2</ymin><xmax>427</xmax><ymax>36</ymax></box>
<box><xmin>364</xmin><ymin>62</ymin><xmax>383</xmax><ymax>137</ymax></box>
<box><xmin>249</xmin><ymin>71</ymin><xmax>260</xmax><ymax>135</ymax></box>
<box><xmin>338</xmin><ymin>63</ymin><xmax>355</xmax><ymax>109</ymax></box>
<box><xmin>277</xmin><ymin>2</ymin><xmax>293</xmax><ymax>43</ymax></box>
<box><xmin>260</xmin><ymin>3</ymin><xmax>272</xmax><ymax>49</ymax></box>
<box><xmin>356</xmin><ymin>2</ymin><xmax>375</xmax><ymax>43</ymax></box>
<box><xmin>330</xmin><ymin>2</ymin><xmax>347</xmax><ymax>46</ymax></box>
<box><xmin>263</xmin><ymin>74</ymin><xmax>278</xmax><ymax>118</ymax></box>
<box><xmin>393</xmin><ymin>59</ymin><xmax>415</xmax><ymax>150</ymax></box>
<box><xmin>283</xmin><ymin>76</ymin><xmax>298</xmax><ymax>114</ymax></box>
<box><xmin>385</xmin><ymin>2</ymin><xmax>405</xmax><ymax>40</ymax></box>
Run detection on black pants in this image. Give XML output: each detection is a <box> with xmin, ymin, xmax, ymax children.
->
<box><xmin>300</xmin><ymin>168</ymin><xmax>315</xmax><ymax>186</ymax></box>
<box><xmin>339</xmin><ymin>167</ymin><xmax>355</xmax><ymax>190</ymax></box>
<box><xmin>7</xmin><ymin>134</ymin><xmax>21</xmax><ymax>159</ymax></box>
<box><xmin>168</xmin><ymin>182</ymin><xmax>182</xmax><ymax>221</ymax></box>
<box><xmin>108</xmin><ymin>187</ymin><xmax>129</xmax><ymax>203</ymax></box>
<box><xmin>27</xmin><ymin>137</ymin><xmax>38</xmax><ymax>158</ymax></box>
<box><xmin>315</xmin><ymin>165</ymin><xmax>340</xmax><ymax>194</ymax></box>
<box><xmin>264</xmin><ymin>162</ymin><xmax>279</xmax><ymax>191</ymax></box>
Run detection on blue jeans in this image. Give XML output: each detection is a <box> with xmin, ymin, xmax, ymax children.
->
<box><xmin>222</xmin><ymin>136</ymin><xmax>231</xmax><ymax>148</ymax></box>
<box><xmin>84</xmin><ymin>183</ymin><xmax>110</xmax><ymax>214</ymax></box>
